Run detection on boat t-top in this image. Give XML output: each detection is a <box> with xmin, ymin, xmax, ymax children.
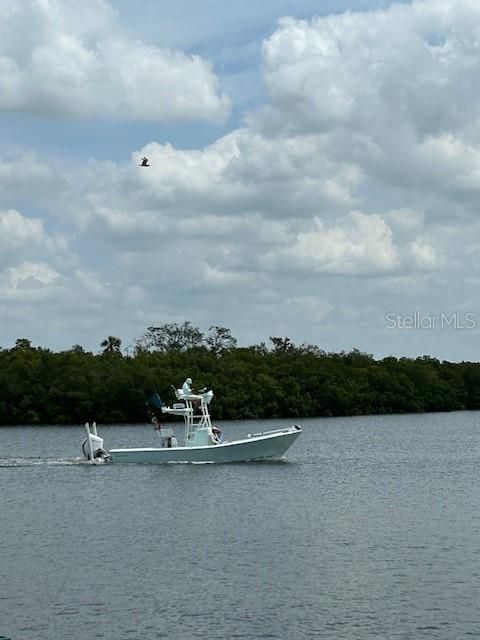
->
<box><xmin>82</xmin><ymin>381</ymin><xmax>302</xmax><ymax>464</ymax></box>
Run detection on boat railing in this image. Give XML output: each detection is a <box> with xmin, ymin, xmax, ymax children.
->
<box><xmin>175</xmin><ymin>389</ymin><xmax>214</xmax><ymax>404</ymax></box>
<box><xmin>162</xmin><ymin>405</ymin><xmax>192</xmax><ymax>416</ymax></box>
<box><xmin>175</xmin><ymin>389</ymin><xmax>202</xmax><ymax>400</ymax></box>
<box><xmin>190</xmin><ymin>417</ymin><xmax>208</xmax><ymax>425</ymax></box>
<box><xmin>247</xmin><ymin>425</ymin><xmax>302</xmax><ymax>438</ymax></box>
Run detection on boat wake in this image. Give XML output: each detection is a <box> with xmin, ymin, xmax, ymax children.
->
<box><xmin>0</xmin><ymin>457</ymin><xmax>85</xmax><ymax>468</ymax></box>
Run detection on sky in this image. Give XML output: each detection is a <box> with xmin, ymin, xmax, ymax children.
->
<box><xmin>1</xmin><ymin>0</ymin><xmax>480</xmax><ymax>361</ymax></box>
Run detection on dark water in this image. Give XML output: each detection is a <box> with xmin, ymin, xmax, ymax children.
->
<box><xmin>1</xmin><ymin>412</ymin><xmax>480</xmax><ymax>639</ymax></box>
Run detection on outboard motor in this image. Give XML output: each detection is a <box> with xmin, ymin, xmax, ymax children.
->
<box><xmin>82</xmin><ymin>422</ymin><xmax>110</xmax><ymax>462</ymax></box>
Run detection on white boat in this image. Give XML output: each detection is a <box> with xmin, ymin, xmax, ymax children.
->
<box><xmin>82</xmin><ymin>387</ymin><xmax>302</xmax><ymax>464</ymax></box>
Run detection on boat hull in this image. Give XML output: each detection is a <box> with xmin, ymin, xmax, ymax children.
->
<box><xmin>109</xmin><ymin>426</ymin><xmax>301</xmax><ymax>464</ymax></box>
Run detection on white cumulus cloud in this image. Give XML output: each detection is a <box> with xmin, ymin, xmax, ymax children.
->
<box><xmin>0</xmin><ymin>209</ymin><xmax>68</xmax><ymax>268</ymax></box>
<box><xmin>261</xmin><ymin>212</ymin><xmax>399</xmax><ymax>275</ymax></box>
<box><xmin>0</xmin><ymin>0</ymin><xmax>230</xmax><ymax>122</ymax></box>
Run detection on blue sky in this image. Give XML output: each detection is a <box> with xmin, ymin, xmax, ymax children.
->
<box><xmin>1</xmin><ymin>0</ymin><xmax>480</xmax><ymax>360</ymax></box>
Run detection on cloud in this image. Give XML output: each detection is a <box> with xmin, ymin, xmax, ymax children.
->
<box><xmin>408</xmin><ymin>237</ymin><xmax>439</xmax><ymax>268</ymax></box>
<box><xmin>0</xmin><ymin>0</ymin><xmax>230</xmax><ymax>122</ymax></box>
<box><xmin>261</xmin><ymin>3</ymin><xmax>480</xmax><ymax>135</ymax></box>
<box><xmin>2</xmin><ymin>0</ymin><xmax>480</xmax><ymax>359</ymax></box>
<box><xmin>0</xmin><ymin>209</ymin><xmax>67</xmax><ymax>267</ymax></box>
<box><xmin>0</xmin><ymin>209</ymin><xmax>46</xmax><ymax>251</ymax></box>
<box><xmin>4</xmin><ymin>261</ymin><xmax>59</xmax><ymax>288</ymax></box>
<box><xmin>258</xmin><ymin>1</ymin><xmax>480</xmax><ymax>203</ymax></box>
<box><xmin>260</xmin><ymin>211</ymin><xmax>399</xmax><ymax>275</ymax></box>
<box><xmin>0</xmin><ymin>152</ymin><xmax>60</xmax><ymax>207</ymax></box>
<box><xmin>67</xmin><ymin>0</ymin><xmax>480</xmax><ymax>247</ymax></box>
<box><xmin>71</xmin><ymin>127</ymin><xmax>361</xmax><ymax>243</ymax></box>
<box><xmin>0</xmin><ymin>261</ymin><xmax>61</xmax><ymax>302</ymax></box>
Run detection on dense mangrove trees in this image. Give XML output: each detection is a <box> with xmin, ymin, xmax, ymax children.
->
<box><xmin>0</xmin><ymin>323</ymin><xmax>477</xmax><ymax>424</ymax></box>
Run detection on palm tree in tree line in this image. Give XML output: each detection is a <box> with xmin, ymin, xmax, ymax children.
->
<box><xmin>100</xmin><ymin>335</ymin><xmax>122</xmax><ymax>355</ymax></box>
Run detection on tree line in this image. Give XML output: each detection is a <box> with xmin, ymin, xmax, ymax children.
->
<box><xmin>0</xmin><ymin>322</ymin><xmax>479</xmax><ymax>425</ymax></box>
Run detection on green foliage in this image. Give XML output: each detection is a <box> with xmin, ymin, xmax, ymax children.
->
<box><xmin>136</xmin><ymin>322</ymin><xmax>204</xmax><ymax>353</ymax></box>
<box><xmin>0</xmin><ymin>327</ymin><xmax>476</xmax><ymax>424</ymax></box>
<box><xmin>100</xmin><ymin>336</ymin><xmax>122</xmax><ymax>356</ymax></box>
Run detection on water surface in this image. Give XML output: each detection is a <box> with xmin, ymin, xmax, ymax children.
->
<box><xmin>1</xmin><ymin>412</ymin><xmax>480</xmax><ymax>639</ymax></box>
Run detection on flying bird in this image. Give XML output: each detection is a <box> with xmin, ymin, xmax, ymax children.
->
<box><xmin>139</xmin><ymin>156</ymin><xmax>150</xmax><ymax>167</ymax></box>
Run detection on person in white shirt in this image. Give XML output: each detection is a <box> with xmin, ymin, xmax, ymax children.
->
<box><xmin>182</xmin><ymin>377</ymin><xmax>193</xmax><ymax>396</ymax></box>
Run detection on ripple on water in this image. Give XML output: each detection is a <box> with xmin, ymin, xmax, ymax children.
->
<box><xmin>1</xmin><ymin>414</ymin><xmax>480</xmax><ymax>639</ymax></box>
